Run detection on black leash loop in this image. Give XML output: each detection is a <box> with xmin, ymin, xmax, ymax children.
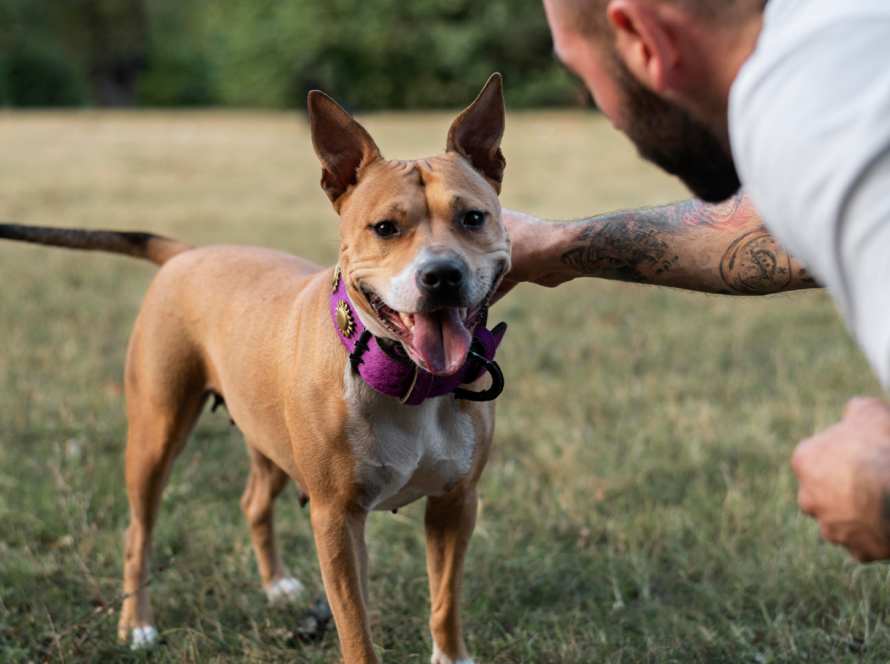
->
<box><xmin>453</xmin><ymin>350</ymin><xmax>505</xmax><ymax>402</ymax></box>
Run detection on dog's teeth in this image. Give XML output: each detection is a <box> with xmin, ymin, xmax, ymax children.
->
<box><xmin>399</xmin><ymin>312</ymin><xmax>415</xmax><ymax>329</ymax></box>
<box><xmin>459</xmin><ymin>308</ymin><xmax>468</xmax><ymax>321</ymax></box>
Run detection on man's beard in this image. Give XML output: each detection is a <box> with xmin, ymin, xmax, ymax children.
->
<box><xmin>615</xmin><ymin>60</ymin><xmax>742</xmax><ymax>203</ymax></box>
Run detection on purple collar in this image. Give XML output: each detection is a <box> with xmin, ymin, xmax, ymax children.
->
<box><xmin>330</xmin><ymin>266</ymin><xmax>507</xmax><ymax>406</ymax></box>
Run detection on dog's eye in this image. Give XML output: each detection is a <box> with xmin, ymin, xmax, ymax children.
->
<box><xmin>372</xmin><ymin>221</ymin><xmax>399</xmax><ymax>238</ymax></box>
<box><xmin>462</xmin><ymin>210</ymin><xmax>487</xmax><ymax>229</ymax></box>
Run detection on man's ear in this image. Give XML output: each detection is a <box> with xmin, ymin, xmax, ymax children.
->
<box><xmin>446</xmin><ymin>73</ymin><xmax>506</xmax><ymax>194</ymax></box>
<box><xmin>606</xmin><ymin>0</ymin><xmax>681</xmax><ymax>94</ymax></box>
<box><xmin>308</xmin><ymin>91</ymin><xmax>382</xmax><ymax>207</ymax></box>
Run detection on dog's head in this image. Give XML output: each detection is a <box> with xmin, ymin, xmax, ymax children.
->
<box><xmin>309</xmin><ymin>74</ymin><xmax>510</xmax><ymax>377</ymax></box>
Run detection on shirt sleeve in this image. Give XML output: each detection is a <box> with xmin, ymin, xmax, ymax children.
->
<box><xmin>729</xmin><ymin>7</ymin><xmax>890</xmax><ymax>388</ymax></box>
<box><xmin>842</xmin><ymin>151</ymin><xmax>890</xmax><ymax>388</ymax></box>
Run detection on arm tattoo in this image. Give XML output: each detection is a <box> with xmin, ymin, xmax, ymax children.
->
<box><xmin>559</xmin><ymin>191</ymin><xmax>817</xmax><ymax>294</ymax></box>
<box><xmin>560</xmin><ymin>218</ymin><xmax>676</xmax><ymax>284</ymax></box>
<box><xmin>558</xmin><ymin>193</ymin><xmax>696</xmax><ymax>284</ymax></box>
<box><xmin>677</xmin><ymin>191</ymin><xmax>748</xmax><ymax>230</ymax></box>
<box><xmin>720</xmin><ymin>230</ymin><xmax>791</xmax><ymax>294</ymax></box>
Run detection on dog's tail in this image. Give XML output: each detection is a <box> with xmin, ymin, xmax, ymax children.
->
<box><xmin>0</xmin><ymin>223</ymin><xmax>194</xmax><ymax>266</ymax></box>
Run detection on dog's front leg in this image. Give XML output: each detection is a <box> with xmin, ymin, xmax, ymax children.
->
<box><xmin>425</xmin><ymin>488</ymin><xmax>477</xmax><ymax>664</ymax></box>
<box><xmin>311</xmin><ymin>502</ymin><xmax>378</xmax><ymax>664</ymax></box>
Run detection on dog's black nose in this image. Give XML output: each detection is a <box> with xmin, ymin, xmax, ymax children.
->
<box><xmin>416</xmin><ymin>259</ymin><xmax>467</xmax><ymax>306</ymax></box>
<box><xmin>418</xmin><ymin>259</ymin><xmax>465</xmax><ymax>291</ymax></box>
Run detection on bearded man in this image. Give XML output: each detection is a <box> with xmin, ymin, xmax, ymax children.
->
<box><xmin>502</xmin><ymin>0</ymin><xmax>890</xmax><ymax>561</ymax></box>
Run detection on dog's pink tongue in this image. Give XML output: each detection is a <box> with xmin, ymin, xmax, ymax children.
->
<box><xmin>412</xmin><ymin>308</ymin><xmax>472</xmax><ymax>376</ymax></box>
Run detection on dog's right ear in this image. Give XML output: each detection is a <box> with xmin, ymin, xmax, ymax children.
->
<box><xmin>446</xmin><ymin>73</ymin><xmax>506</xmax><ymax>194</ymax></box>
<box><xmin>308</xmin><ymin>91</ymin><xmax>381</xmax><ymax>208</ymax></box>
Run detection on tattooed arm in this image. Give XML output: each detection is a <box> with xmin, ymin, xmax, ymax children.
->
<box><xmin>498</xmin><ymin>192</ymin><xmax>819</xmax><ymax>299</ymax></box>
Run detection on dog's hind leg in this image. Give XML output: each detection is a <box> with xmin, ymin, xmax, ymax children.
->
<box><xmin>241</xmin><ymin>445</ymin><xmax>305</xmax><ymax>604</ymax></box>
<box><xmin>425</xmin><ymin>488</ymin><xmax>478</xmax><ymax>664</ymax></box>
<box><xmin>117</xmin><ymin>332</ymin><xmax>207</xmax><ymax>648</ymax></box>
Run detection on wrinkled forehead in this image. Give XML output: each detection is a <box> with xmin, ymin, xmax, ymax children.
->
<box><xmin>339</xmin><ymin>155</ymin><xmax>499</xmax><ymax>224</ymax></box>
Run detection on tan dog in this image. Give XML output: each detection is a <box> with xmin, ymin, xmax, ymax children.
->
<box><xmin>0</xmin><ymin>74</ymin><xmax>510</xmax><ymax>664</ymax></box>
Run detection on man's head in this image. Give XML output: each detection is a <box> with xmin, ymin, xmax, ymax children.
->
<box><xmin>558</xmin><ymin>0</ymin><xmax>760</xmax><ymax>38</ymax></box>
<box><xmin>544</xmin><ymin>0</ymin><xmax>765</xmax><ymax>202</ymax></box>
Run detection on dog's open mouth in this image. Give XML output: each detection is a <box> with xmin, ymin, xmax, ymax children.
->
<box><xmin>362</xmin><ymin>288</ymin><xmax>492</xmax><ymax>377</ymax></box>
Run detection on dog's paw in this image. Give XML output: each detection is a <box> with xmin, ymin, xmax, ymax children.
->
<box><xmin>130</xmin><ymin>625</ymin><xmax>159</xmax><ymax>650</ymax></box>
<box><xmin>265</xmin><ymin>576</ymin><xmax>305</xmax><ymax>604</ymax></box>
<box><xmin>431</xmin><ymin>644</ymin><xmax>474</xmax><ymax>664</ymax></box>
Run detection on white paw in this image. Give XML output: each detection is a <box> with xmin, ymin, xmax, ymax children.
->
<box><xmin>130</xmin><ymin>625</ymin><xmax>159</xmax><ymax>650</ymax></box>
<box><xmin>265</xmin><ymin>576</ymin><xmax>305</xmax><ymax>604</ymax></box>
<box><xmin>431</xmin><ymin>644</ymin><xmax>474</xmax><ymax>664</ymax></box>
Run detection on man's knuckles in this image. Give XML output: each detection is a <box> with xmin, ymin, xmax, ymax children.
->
<box><xmin>791</xmin><ymin>439</ymin><xmax>821</xmax><ymax>482</ymax></box>
<box><xmin>844</xmin><ymin>396</ymin><xmax>881</xmax><ymax>418</ymax></box>
<box><xmin>796</xmin><ymin>488</ymin><xmax>818</xmax><ymax>517</ymax></box>
<box><xmin>815</xmin><ymin>518</ymin><xmax>890</xmax><ymax>562</ymax></box>
<box><xmin>842</xmin><ymin>537</ymin><xmax>890</xmax><ymax>563</ymax></box>
<box><xmin>848</xmin><ymin>546</ymin><xmax>874</xmax><ymax>563</ymax></box>
<box><xmin>844</xmin><ymin>397</ymin><xmax>890</xmax><ymax>427</ymax></box>
<box><xmin>818</xmin><ymin>521</ymin><xmax>843</xmax><ymax>544</ymax></box>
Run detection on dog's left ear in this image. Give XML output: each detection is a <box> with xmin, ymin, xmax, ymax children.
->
<box><xmin>308</xmin><ymin>91</ymin><xmax>382</xmax><ymax>209</ymax></box>
<box><xmin>446</xmin><ymin>73</ymin><xmax>506</xmax><ymax>194</ymax></box>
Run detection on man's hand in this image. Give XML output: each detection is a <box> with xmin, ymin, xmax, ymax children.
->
<box><xmin>493</xmin><ymin>209</ymin><xmax>575</xmax><ymax>303</ymax></box>
<box><xmin>792</xmin><ymin>397</ymin><xmax>890</xmax><ymax>562</ymax></box>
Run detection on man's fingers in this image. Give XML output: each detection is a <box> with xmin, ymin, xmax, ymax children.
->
<box><xmin>836</xmin><ymin>536</ymin><xmax>883</xmax><ymax>563</ymax></box>
<box><xmin>796</xmin><ymin>487</ymin><xmax>818</xmax><ymax>517</ymax></box>
<box><xmin>792</xmin><ymin>440</ymin><xmax>822</xmax><ymax>515</ymax></box>
<box><xmin>791</xmin><ymin>437</ymin><xmax>819</xmax><ymax>482</ymax></box>
<box><xmin>847</xmin><ymin>545</ymin><xmax>874</xmax><ymax>563</ymax></box>
<box><xmin>816</xmin><ymin>521</ymin><xmax>890</xmax><ymax>562</ymax></box>
<box><xmin>818</xmin><ymin>521</ymin><xmax>844</xmax><ymax>545</ymax></box>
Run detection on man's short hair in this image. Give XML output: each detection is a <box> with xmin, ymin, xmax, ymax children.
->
<box><xmin>563</xmin><ymin>0</ymin><xmax>766</xmax><ymax>38</ymax></box>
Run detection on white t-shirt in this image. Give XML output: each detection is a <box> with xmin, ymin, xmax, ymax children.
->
<box><xmin>729</xmin><ymin>0</ymin><xmax>890</xmax><ymax>389</ymax></box>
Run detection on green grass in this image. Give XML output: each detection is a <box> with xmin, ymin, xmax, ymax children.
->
<box><xmin>0</xmin><ymin>110</ymin><xmax>887</xmax><ymax>663</ymax></box>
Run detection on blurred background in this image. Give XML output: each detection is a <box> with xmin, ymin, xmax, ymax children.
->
<box><xmin>0</xmin><ymin>0</ymin><xmax>585</xmax><ymax>111</ymax></box>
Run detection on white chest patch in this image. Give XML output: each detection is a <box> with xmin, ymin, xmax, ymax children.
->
<box><xmin>344</xmin><ymin>366</ymin><xmax>477</xmax><ymax>511</ymax></box>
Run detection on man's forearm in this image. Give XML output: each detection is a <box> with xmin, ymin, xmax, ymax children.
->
<box><xmin>537</xmin><ymin>192</ymin><xmax>818</xmax><ymax>295</ymax></box>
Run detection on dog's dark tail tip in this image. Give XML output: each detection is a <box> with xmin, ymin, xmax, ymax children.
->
<box><xmin>0</xmin><ymin>223</ymin><xmax>195</xmax><ymax>266</ymax></box>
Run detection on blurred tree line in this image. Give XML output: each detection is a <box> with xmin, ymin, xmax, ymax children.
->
<box><xmin>0</xmin><ymin>0</ymin><xmax>583</xmax><ymax>110</ymax></box>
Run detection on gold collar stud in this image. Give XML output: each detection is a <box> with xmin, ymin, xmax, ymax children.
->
<box><xmin>335</xmin><ymin>300</ymin><xmax>356</xmax><ymax>338</ymax></box>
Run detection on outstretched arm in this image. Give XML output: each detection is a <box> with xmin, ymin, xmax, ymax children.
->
<box><xmin>499</xmin><ymin>191</ymin><xmax>819</xmax><ymax>299</ymax></box>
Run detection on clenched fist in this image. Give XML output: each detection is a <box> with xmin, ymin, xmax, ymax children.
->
<box><xmin>792</xmin><ymin>397</ymin><xmax>890</xmax><ymax>562</ymax></box>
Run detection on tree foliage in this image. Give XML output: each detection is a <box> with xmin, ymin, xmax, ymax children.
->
<box><xmin>0</xmin><ymin>0</ymin><xmax>581</xmax><ymax>109</ymax></box>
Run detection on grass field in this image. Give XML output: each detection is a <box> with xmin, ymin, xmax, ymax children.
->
<box><xmin>0</xmin><ymin>110</ymin><xmax>888</xmax><ymax>663</ymax></box>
